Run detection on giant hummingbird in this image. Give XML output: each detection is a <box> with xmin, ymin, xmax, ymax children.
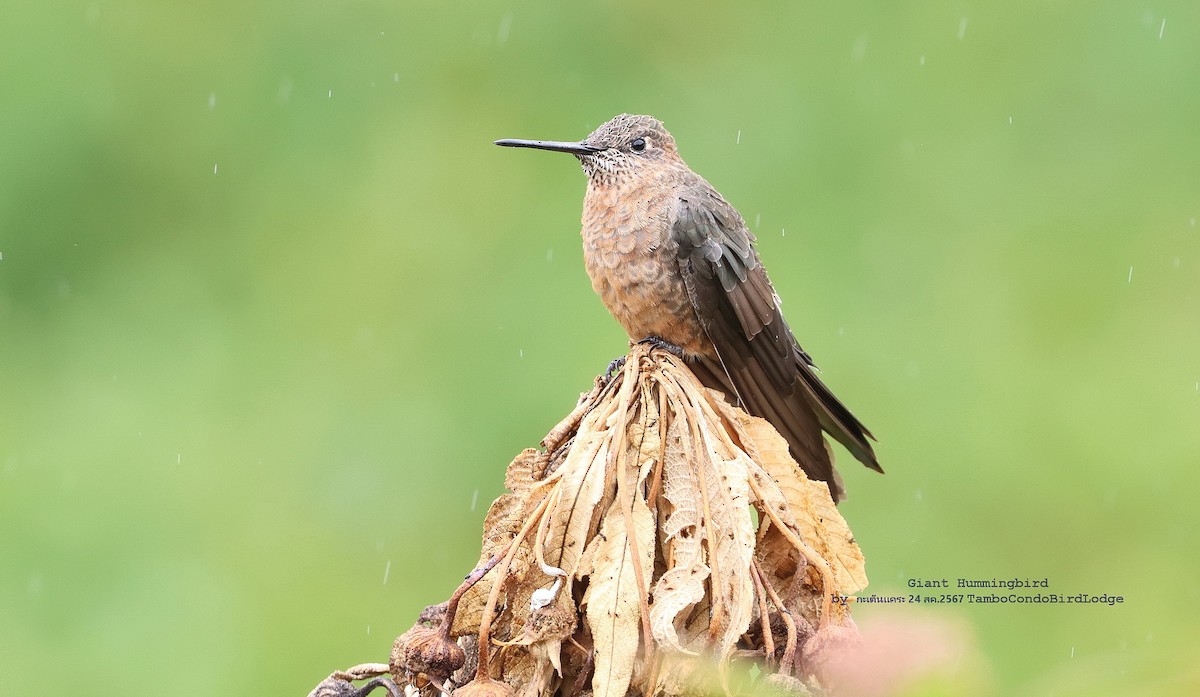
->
<box><xmin>496</xmin><ymin>113</ymin><xmax>882</xmax><ymax>502</ymax></box>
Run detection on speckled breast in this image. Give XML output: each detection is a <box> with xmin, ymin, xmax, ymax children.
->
<box><xmin>579</xmin><ymin>181</ymin><xmax>713</xmax><ymax>359</ymax></box>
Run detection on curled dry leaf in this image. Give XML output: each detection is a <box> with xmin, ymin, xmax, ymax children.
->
<box><xmin>649</xmin><ymin>412</ymin><xmax>708</xmax><ymax>654</ymax></box>
<box><xmin>396</xmin><ymin>343</ymin><xmax>869</xmax><ymax>696</ymax></box>
<box><xmin>584</xmin><ymin>496</ymin><xmax>655</xmax><ymax>697</ymax></box>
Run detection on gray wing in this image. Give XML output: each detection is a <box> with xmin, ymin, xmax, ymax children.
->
<box><xmin>672</xmin><ymin>185</ymin><xmax>881</xmax><ymax>499</ymax></box>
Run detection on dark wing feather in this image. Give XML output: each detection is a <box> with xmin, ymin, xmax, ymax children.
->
<box><xmin>671</xmin><ymin>185</ymin><xmax>881</xmax><ymax>501</ymax></box>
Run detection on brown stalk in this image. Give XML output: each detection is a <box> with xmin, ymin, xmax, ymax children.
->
<box><xmin>748</xmin><ymin>557</ymin><xmax>776</xmax><ymax>665</ymax></box>
<box><xmin>752</xmin><ymin>559</ymin><xmax>798</xmax><ymax>676</ymax></box>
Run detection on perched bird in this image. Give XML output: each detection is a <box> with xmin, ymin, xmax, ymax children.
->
<box><xmin>496</xmin><ymin>114</ymin><xmax>881</xmax><ymax>501</ymax></box>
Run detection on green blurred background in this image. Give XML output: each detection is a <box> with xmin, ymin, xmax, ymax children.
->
<box><xmin>2</xmin><ymin>1</ymin><xmax>1198</xmax><ymax>695</ymax></box>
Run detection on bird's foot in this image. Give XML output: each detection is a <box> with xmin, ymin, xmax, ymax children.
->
<box><xmin>636</xmin><ymin>335</ymin><xmax>686</xmax><ymax>358</ymax></box>
<box><xmin>603</xmin><ymin>338</ymin><xmax>684</xmax><ymax>386</ymax></box>
<box><xmin>604</xmin><ymin>356</ymin><xmax>627</xmax><ymax>382</ymax></box>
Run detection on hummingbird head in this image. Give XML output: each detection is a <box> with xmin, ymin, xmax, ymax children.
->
<box><xmin>495</xmin><ymin>113</ymin><xmax>682</xmax><ymax>185</ymax></box>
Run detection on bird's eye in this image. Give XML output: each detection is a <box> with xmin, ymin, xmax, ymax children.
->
<box><xmin>630</xmin><ymin>137</ymin><xmax>647</xmax><ymax>152</ymax></box>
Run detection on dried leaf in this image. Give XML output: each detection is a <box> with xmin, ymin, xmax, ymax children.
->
<box><xmin>623</xmin><ymin>393</ymin><xmax>663</xmax><ymax>488</ymax></box>
<box><xmin>504</xmin><ymin>448</ymin><xmax>540</xmax><ymax>497</ymax></box>
<box><xmin>664</xmin><ymin>370</ymin><xmax>757</xmax><ymax>661</ymax></box>
<box><xmin>736</xmin><ymin>411</ymin><xmax>868</xmax><ymax>597</ymax></box>
<box><xmin>454</xmin><ymin>449</ymin><xmax>543</xmax><ymax>637</ymax></box>
<box><xmin>543</xmin><ymin>430</ymin><xmax>611</xmax><ymax>580</ymax></box>
<box><xmin>513</xmin><ymin>640</ymin><xmax>559</xmax><ymax>697</ymax></box>
<box><xmin>584</xmin><ymin>496</ymin><xmax>654</xmax><ymax>697</ymax></box>
<box><xmin>692</xmin><ymin>407</ymin><xmax>756</xmax><ymax>661</ymax></box>
<box><xmin>649</xmin><ymin>414</ymin><xmax>709</xmax><ymax>654</ymax></box>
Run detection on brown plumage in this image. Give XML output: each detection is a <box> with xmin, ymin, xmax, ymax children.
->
<box><xmin>496</xmin><ymin>114</ymin><xmax>881</xmax><ymax>501</ymax></box>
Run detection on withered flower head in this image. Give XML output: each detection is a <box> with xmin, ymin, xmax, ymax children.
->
<box><xmin>451</xmin><ymin>677</ymin><xmax>515</xmax><ymax>697</ymax></box>
<box><xmin>390</xmin><ymin>623</ymin><xmax>465</xmax><ymax>685</ymax></box>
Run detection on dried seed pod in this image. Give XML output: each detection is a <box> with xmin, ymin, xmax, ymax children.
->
<box><xmin>526</xmin><ymin>603</ymin><xmax>576</xmax><ymax>642</ymax></box>
<box><xmin>418</xmin><ymin>601</ymin><xmax>448</xmax><ymax>626</ymax></box>
<box><xmin>390</xmin><ymin>623</ymin><xmax>466</xmax><ymax>685</ymax></box>
<box><xmin>450</xmin><ymin>677</ymin><xmax>515</xmax><ymax>697</ymax></box>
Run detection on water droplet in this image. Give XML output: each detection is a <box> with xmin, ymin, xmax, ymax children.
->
<box><xmin>851</xmin><ymin>34</ymin><xmax>869</xmax><ymax>63</ymax></box>
<box><xmin>497</xmin><ymin>12</ymin><xmax>513</xmax><ymax>45</ymax></box>
<box><xmin>277</xmin><ymin>78</ymin><xmax>294</xmax><ymax>103</ymax></box>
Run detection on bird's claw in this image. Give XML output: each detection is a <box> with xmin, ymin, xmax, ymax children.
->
<box><xmin>604</xmin><ymin>356</ymin><xmax>627</xmax><ymax>382</ymax></box>
<box><xmin>637</xmin><ymin>336</ymin><xmax>686</xmax><ymax>358</ymax></box>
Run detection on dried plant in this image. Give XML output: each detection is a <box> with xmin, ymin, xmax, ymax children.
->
<box><xmin>314</xmin><ymin>344</ymin><xmax>869</xmax><ymax>697</ymax></box>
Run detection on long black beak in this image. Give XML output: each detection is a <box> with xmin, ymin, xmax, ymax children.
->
<box><xmin>494</xmin><ymin>138</ymin><xmax>602</xmax><ymax>155</ymax></box>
